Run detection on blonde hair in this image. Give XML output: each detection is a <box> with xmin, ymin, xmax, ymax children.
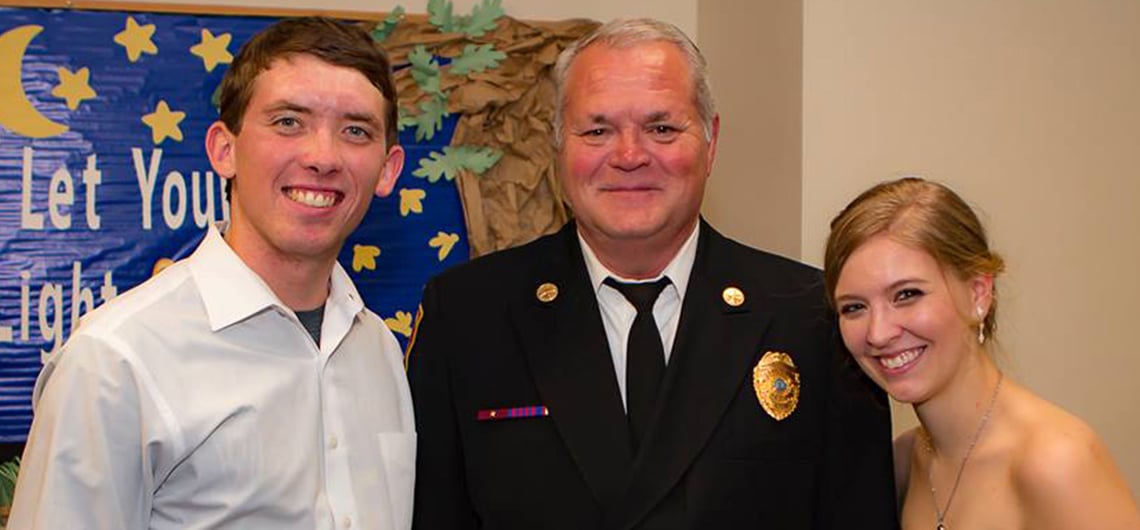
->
<box><xmin>824</xmin><ymin>177</ymin><xmax>1006</xmax><ymax>336</ymax></box>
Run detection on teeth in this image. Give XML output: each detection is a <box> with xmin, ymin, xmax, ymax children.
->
<box><xmin>287</xmin><ymin>188</ymin><xmax>336</xmax><ymax>208</ymax></box>
<box><xmin>879</xmin><ymin>347</ymin><xmax>923</xmax><ymax>370</ymax></box>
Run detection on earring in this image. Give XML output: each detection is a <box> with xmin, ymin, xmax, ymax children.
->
<box><xmin>976</xmin><ymin>307</ymin><xmax>986</xmax><ymax>345</ymax></box>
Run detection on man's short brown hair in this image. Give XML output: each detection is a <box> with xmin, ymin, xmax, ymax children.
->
<box><xmin>218</xmin><ymin>16</ymin><xmax>399</xmax><ymax>148</ymax></box>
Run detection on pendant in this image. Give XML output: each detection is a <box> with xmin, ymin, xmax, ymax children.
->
<box><xmin>937</xmin><ymin>525</ymin><xmax>946</xmax><ymax>530</ymax></box>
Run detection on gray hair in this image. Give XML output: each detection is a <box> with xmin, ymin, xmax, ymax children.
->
<box><xmin>552</xmin><ymin>18</ymin><xmax>717</xmax><ymax>147</ymax></box>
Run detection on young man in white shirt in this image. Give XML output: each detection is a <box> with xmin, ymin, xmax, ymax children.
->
<box><xmin>10</xmin><ymin>17</ymin><xmax>413</xmax><ymax>530</ymax></box>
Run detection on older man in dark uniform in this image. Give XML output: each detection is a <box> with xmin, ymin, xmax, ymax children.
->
<box><xmin>408</xmin><ymin>18</ymin><xmax>898</xmax><ymax>530</ymax></box>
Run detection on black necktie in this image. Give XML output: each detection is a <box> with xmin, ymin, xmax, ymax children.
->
<box><xmin>604</xmin><ymin>276</ymin><xmax>671</xmax><ymax>452</ymax></box>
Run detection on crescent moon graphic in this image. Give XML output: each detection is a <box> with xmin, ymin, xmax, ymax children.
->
<box><xmin>0</xmin><ymin>25</ymin><xmax>68</xmax><ymax>138</ymax></box>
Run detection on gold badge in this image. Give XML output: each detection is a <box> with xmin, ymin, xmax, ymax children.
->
<box><xmin>536</xmin><ymin>282</ymin><xmax>559</xmax><ymax>303</ymax></box>
<box><xmin>722</xmin><ymin>286</ymin><xmax>744</xmax><ymax>307</ymax></box>
<box><xmin>752</xmin><ymin>351</ymin><xmax>800</xmax><ymax>421</ymax></box>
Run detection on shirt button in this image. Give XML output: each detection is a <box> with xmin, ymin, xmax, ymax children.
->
<box><xmin>328</xmin><ymin>436</ymin><xmax>339</xmax><ymax>449</ymax></box>
<box><xmin>342</xmin><ymin>516</ymin><xmax>353</xmax><ymax>528</ymax></box>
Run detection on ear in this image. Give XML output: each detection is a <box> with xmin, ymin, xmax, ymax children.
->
<box><xmin>374</xmin><ymin>144</ymin><xmax>405</xmax><ymax>198</ymax></box>
<box><xmin>705</xmin><ymin>114</ymin><xmax>720</xmax><ymax>174</ymax></box>
<box><xmin>969</xmin><ymin>273</ymin><xmax>995</xmax><ymax>317</ymax></box>
<box><xmin>205</xmin><ymin>121</ymin><xmax>237</xmax><ymax>180</ymax></box>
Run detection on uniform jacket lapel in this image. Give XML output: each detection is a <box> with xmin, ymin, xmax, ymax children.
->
<box><xmin>510</xmin><ymin>224</ymin><xmax>634</xmax><ymax>508</ymax></box>
<box><xmin>605</xmin><ymin>221</ymin><xmax>773</xmax><ymax>530</ymax></box>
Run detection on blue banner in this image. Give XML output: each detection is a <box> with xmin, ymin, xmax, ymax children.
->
<box><xmin>0</xmin><ymin>7</ymin><xmax>468</xmax><ymax>442</ymax></box>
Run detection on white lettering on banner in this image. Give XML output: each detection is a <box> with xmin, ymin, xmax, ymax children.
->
<box><xmin>48</xmin><ymin>165</ymin><xmax>74</xmax><ymax>229</ymax></box>
<box><xmin>2</xmin><ymin>264</ymin><xmax>119</xmax><ymax>357</ymax></box>
<box><xmin>18</xmin><ymin>147</ymin><xmax>105</xmax><ymax>230</ymax></box>
<box><xmin>20</xmin><ymin>271</ymin><xmax>31</xmax><ymax>341</ymax></box>
<box><xmin>133</xmin><ymin>148</ymin><xmax>228</xmax><ymax>229</ymax></box>
<box><xmin>192</xmin><ymin>171</ymin><xmax>215</xmax><ymax>228</ymax></box>
<box><xmin>21</xmin><ymin>147</ymin><xmax>44</xmax><ymax>230</ymax></box>
<box><xmin>163</xmin><ymin>170</ymin><xmax>187</xmax><ymax>229</ymax></box>
<box><xmin>38</xmin><ymin>281</ymin><xmax>63</xmax><ymax>355</ymax></box>
<box><xmin>83</xmin><ymin>154</ymin><xmax>102</xmax><ymax>230</ymax></box>
<box><xmin>71</xmin><ymin>261</ymin><xmax>94</xmax><ymax>333</ymax></box>
<box><xmin>3</xmin><ymin>148</ymin><xmax>223</xmax><ymax>350</ymax></box>
<box><xmin>133</xmin><ymin>147</ymin><xmax>163</xmax><ymax>230</ymax></box>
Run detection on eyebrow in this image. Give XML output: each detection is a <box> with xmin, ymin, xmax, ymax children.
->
<box><xmin>834</xmin><ymin>277</ymin><xmax>930</xmax><ymax>302</ymax></box>
<box><xmin>262</xmin><ymin>102</ymin><xmax>381</xmax><ymax>126</ymax></box>
<box><xmin>887</xmin><ymin>278</ymin><xmax>928</xmax><ymax>291</ymax></box>
<box><xmin>342</xmin><ymin>111</ymin><xmax>381</xmax><ymax>127</ymax></box>
<box><xmin>585</xmin><ymin>114</ymin><xmax>612</xmax><ymax>125</ymax></box>
<box><xmin>264</xmin><ymin>101</ymin><xmax>310</xmax><ymax>115</ymax></box>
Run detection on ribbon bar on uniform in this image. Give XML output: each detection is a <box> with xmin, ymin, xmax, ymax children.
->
<box><xmin>476</xmin><ymin>406</ymin><xmax>550</xmax><ymax>421</ymax></box>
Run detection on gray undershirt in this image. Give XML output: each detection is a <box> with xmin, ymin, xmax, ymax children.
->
<box><xmin>295</xmin><ymin>305</ymin><xmax>325</xmax><ymax>346</ymax></box>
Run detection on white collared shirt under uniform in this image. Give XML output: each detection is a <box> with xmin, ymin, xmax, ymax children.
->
<box><xmin>9</xmin><ymin>224</ymin><xmax>416</xmax><ymax>530</ymax></box>
<box><xmin>579</xmin><ymin>222</ymin><xmax>699</xmax><ymax>410</ymax></box>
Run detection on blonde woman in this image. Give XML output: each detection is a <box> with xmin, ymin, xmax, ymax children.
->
<box><xmin>824</xmin><ymin>177</ymin><xmax>1139</xmax><ymax>529</ymax></box>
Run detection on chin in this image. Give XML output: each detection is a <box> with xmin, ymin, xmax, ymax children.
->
<box><xmin>882</xmin><ymin>381</ymin><xmax>931</xmax><ymax>405</ymax></box>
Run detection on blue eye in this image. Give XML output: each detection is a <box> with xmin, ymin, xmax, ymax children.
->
<box><xmin>894</xmin><ymin>288</ymin><xmax>924</xmax><ymax>302</ymax></box>
<box><xmin>345</xmin><ymin>125</ymin><xmax>372</xmax><ymax>139</ymax></box>
<box><xmin>838</xmin><ymin>302</ymin><xmax>865</xmax><ymax>315</ymax></box>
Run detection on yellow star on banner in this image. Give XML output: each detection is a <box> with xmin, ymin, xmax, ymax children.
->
<box><xmin>384</xmin><ymin>310</ymin><xmax>414</xmax><ymax>337</ymax></box>
<box><xmin>189</xmin><ymin>29</ymin><xmax>233</xmax><ymax>72</ymax></box>
<box><xmin>114</xmin><ymin>16</ymin><xmax>158</xmax><ymax>63</ymax></box>
<box><xmin>352</xmin><ymin>244</ymin><xmax>381</xmax><ymax>272</ymax></box>
<box><xmin>52</xmin><ymin>67</ymin><xmax>97</xmax><ymax>110</ymax></box>
<box><xmin>399</xmin><ymin>188</ymin><xmax>426</xmax><ymax>216</ymax></box>
<box><xmin>151</xmin><ymin>258</ymin><xmax>175</xmax><ymax>277</ymax></box>
<box><xmin>428</xmin><ymin>232</ymin><xmax>460</xmax><ymax>262</ymax></box>
<box><xmin>141</xmin><ymin>100</ymin><xmax>185</xmax><ymax>144</ymax></box>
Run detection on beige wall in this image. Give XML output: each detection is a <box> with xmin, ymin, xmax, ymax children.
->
<box><xmin>699</xmin><ymin>0</ymin><xmax>802</xmax><ymax>259</ymax></box>
<box><xmin>800</xmin><ymin>0</ymin><xmax>1140</xmax><ymax>499</ymax></box>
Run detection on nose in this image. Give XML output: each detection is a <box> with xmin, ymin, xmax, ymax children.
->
<box><xmin>865</xmin><ymin>307</ymin><xmax>901</xmax><ymax>348</ymax></box>
<box><xmin>298</xmin><ymin>130</ymin><xmax>342</xmax><ymax>176</ymax></box>
<box><xmin>609</xmin><ymin>129</ymin><xmax>650</xmax><ymax>171</ymax></box>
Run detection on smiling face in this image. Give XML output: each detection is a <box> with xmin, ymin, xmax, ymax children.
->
<box><xmin>206</xmin><ymin>53</ymin><xmax>404</xmax><ymax>271</ymax></box>
<box><xmin>833</xmin><ymin>234</ymin><xmax>990</xmax><ymax>404</ymax></box>
<box><xmin>558</xmin><ymin>40</ymin><xmax>718</xmax><ymax>275</ymax></box>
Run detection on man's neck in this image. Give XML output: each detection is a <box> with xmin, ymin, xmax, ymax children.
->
<box><xmin>579</xmin><ymin>221</ymin><xmax>698</xmax><ymax>280</ymax></box>
<box><xmin>223</xmin><ymin>233</ymin><xmax>335</xmax><ymax>311</ymax></box>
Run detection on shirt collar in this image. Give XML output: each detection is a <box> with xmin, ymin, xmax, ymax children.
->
<box><xmin>579</xmin><ymin>221</ymin><xmax>700</xmax><ymax>300</ymax></box>
<box><xmin>189</xmin><ymin>223</ymin><xmax>363</xmax><ymax>332</ymax></box>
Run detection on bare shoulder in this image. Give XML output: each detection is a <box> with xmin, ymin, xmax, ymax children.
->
<box><xmin>1011</xmin><ymin>392</ymin><xmax>1140</xmax><ymax>529</ymax></box>
<box><xmin>892</xmin><ymin>427</ymin><xmax>919</xmax><ymax>504</ymax></box>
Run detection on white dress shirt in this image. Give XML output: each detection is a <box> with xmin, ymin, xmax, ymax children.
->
<box><xmin>578</xmin><ymin>222</ymin><xmax>700</xmax><ymax>410</ymax></box>
<box><xmin>9</xmin><ymin>224</ymin><xmax>416</xmax><ymax>530</ymax></box>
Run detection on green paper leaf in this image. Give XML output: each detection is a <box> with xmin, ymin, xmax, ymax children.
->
<box><xmin>427</xmin><ymin>0</ymin><xmax>456</xmax><ymax>32</ymax></box>
<box><xmin>449</xmin><ymin>44</ymin><xmax>506</xmax><ymax>75</ymax></box>
<box><xmin>0</xmin><ymin>456</ymin><xmax>20</xmax><ymax>507</ymax></box>
<box><xmin>411</xmin><ymin>96</ymin><xmax>449</xmax><ymax>142</ymax></box>
<box><xmin>408</xmin><ymin>45</ymin><xmax>443</xmax><ymax>96</ymax></box>
<box><xmin>210</xmin><ymin>83</ymin><xmax>221</xmax><ymax>113</ymax></box>
<box><xmin>396</xmin><ymin>107</ymin><xmax>417</xmax><ymax>132</ymax></box>
<box><xmin>448</xmin><ymin>145</ymin><xmax>503</xmax><ymax>175</ymax></box>
<box><xmin>371</xmin><ymin>6</ymin><xmax>405</xmax><ymax>42</ymax></box>
<box><xmin>412</xmin><ymin>145</ymin><xmax>503</xmax><ymax>183</ymax></box>
<box><xmin>412</xmin><ymin>150</ymin><xmax>451</xmax><ymax>183</ymax></box>
<box><xmin>461</xmin><ymin>0</ymin><xmax>504</xmax><ymax>37</ymax></box>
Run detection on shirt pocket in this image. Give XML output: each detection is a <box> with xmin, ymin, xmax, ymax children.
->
<box><xmin>377</xmin><ymin>431</ymin><xmax>416</xmax><ymax>530</ymax></box>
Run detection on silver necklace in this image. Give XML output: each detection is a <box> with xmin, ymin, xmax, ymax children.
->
<box><xmin>922</xmin><ymin>371</ymin><xmax>1004</xmax><ymax>530</ymax></box>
